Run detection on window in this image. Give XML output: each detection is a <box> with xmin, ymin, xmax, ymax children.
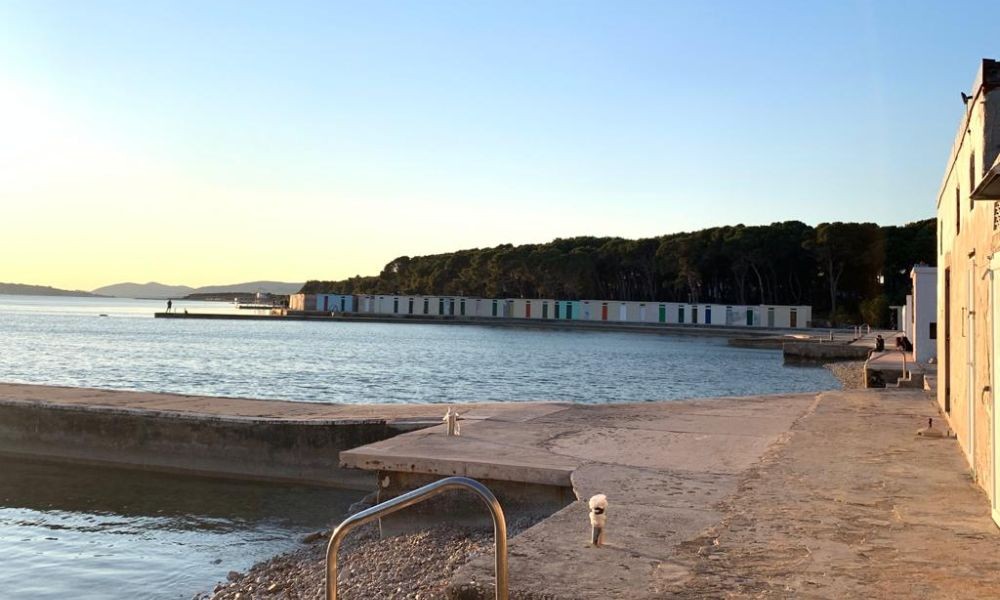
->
<box><xmin>970</xmin><ymin>152</ymin><xmax>977</xmax><ymax>210</ymax></box>
<box><xmin>956</xmin><ymin>186</ymin><xmax>961</xmax><ymax>234</ymax></box>
<box><xmin>929</xmin><ymin>322</ymin><xmax>937</xmax><ymax>340</ymax></box>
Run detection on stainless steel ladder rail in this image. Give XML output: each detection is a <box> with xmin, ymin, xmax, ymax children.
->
<box><xmin>325</xmin><ymin>476</ymin><xmax>509</xmax><ymax>600</ymax></box>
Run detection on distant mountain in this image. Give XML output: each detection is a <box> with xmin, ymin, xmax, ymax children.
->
<box><xmin>0</xmin><ymin>282</ymin><xmax>100</xmax><ymax>297</ymax></box>
<box><xmin>92</xmin><ymin>282</ymin><xmax>194</xmax><ymax>299</ymax></box>
<box><xmin>92</xmin><ymin>281</ymin><xmax>302</xmax><ymax>299</ymax></box>
<box><xmin>190</xmin><ymin>281</ymin><xmax>302</xmax><ymax>296</ymax></box>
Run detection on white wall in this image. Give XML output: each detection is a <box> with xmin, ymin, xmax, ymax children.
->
<box><xmin>911</xmin><ymin>266</ymin><xmax>938</xmax><ymax>363</ymax></box>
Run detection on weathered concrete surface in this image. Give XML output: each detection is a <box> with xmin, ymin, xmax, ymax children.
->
<box><xmin>341</xmin><ymin>389</ymin><xmax>1000</xmax><ymax>598</ymax></box>
<box><xmin>0</xmin><ymin>383</ymin><xmax>559</xmax><ymax>422</ymax></box>
<box><xmin>439</xmin><ymin>390</ymin><xmax>1000</xmax><ymax>599</ymax></box>
<box><xmin>0</xmin><ymin>383</ymin><xmax>565</xmax><ymax>489</ymax></box>
<box><xmin>667</xmin><ymin>389</ymin><xmax>1000</xmax><ymax>598</ymax></box>
<box><xmin>339</xmin><ymin>393</ymin><xmax>819</xmax><ymax>598</ymax></box>
<box><xmin>864</xmin><ymin>349</ymin><xmax>925</xmax><ymax>388</ymax></box>
<box><xmin>343</xmin><ymin>419</ymin><xmax>583</xmax><ymax>487</ymax></box>
<box><xmin>782</xmin><ymin>341</ymin><xmax>871</xmax><ymax>362</ymax></box>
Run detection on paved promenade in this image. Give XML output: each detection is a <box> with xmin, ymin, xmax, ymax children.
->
<box><xmin>343</xmin><ymin>389</ymin><xmax>1000</xmax><ymax>599</ymax></box>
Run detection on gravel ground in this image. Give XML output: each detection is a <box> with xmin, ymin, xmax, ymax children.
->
<box><xmin>198</xmin><ymin>517</ymin><xmax>540</xmax><ymax>600</ymax></box>
<box><xmin>824</xmin><ymin>360</ymin><xmax>866</xmax><ymax>389</ymax></box>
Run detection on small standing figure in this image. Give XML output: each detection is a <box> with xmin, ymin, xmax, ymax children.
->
<box><xmin>166</xmin><ymin>299</ymin><xmax>173</xmax><ymax>313</ymax></box>
<box><xmin>589</xmin><ymin>494</ymin><xmax>608</xmax><ymax>546</ymax></box>
<box><xmin>874</xmin><ymin>334</ymin><xmax>884</xmax><ymax>352</ymax></box>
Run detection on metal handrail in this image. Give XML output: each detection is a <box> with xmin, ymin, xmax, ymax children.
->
<box><xmin>325</xmin><ymin>476</ymin><xmax>508</xmax><ymax>600</ymax></box>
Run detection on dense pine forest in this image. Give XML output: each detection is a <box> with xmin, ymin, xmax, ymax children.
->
<box><xmin>302</xmin><ymin>219</ymin><xmax>935</xmax><ymax>326</ymax></box>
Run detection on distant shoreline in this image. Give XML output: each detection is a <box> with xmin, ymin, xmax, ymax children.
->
<box><xmin>0</xmin><ymin>284</ymin><xmax>102</xmax><ymax>298</ymax></box>
<box><xmin>154</xmin><ymin>309</ymin><xmax>832</xmax><ymax>339</ymax></box>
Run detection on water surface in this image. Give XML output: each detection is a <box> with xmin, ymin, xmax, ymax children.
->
<box><xmin>0</xmin><ymin>456</ymin><xmax>359</xmax><ymax>599</ymax></box>
<box><xmin>0</xmin><ymin>295</ymin><xmax>839</xmax><ymax>403</ymax></box>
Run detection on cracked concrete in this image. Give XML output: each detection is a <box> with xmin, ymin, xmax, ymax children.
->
<box><xmin>341</xmin><ymin>389</ymin><xmax>1000</xmax><ymax>599</ymax></box>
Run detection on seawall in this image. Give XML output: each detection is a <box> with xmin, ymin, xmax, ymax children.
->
<box><xmin>0</xmin><ymin>383</ymin><xmax>554</xmax><ymax>490</ymax></box>
<box><xmin>155</xmin><ymin>311</ymin><xmax>822</xmax><ymax>339</ymax></box>
<box><xmin>782</xmin><ymin>341</ymin><xmax>871</xmax><ymax>362</ymax></box>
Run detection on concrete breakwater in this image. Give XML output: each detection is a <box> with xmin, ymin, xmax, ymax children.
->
<box><xmin>0</xmin><ymin>383</ymin><xmax>549</xmax><ymax>489</ymax></box>
<box><xmin>782</xmin><ymin>340</ymin><xmax>871</xmax><ymax>362</ymax></box>
<box><xmin>156</xmin><ymin>311</ymin><xmax>805</xmax><ymax>339</ymax></box>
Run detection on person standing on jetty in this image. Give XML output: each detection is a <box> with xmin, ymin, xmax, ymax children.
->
<box><xmin>166</xmin><ymin>299</ymin><xmax>172</xmax><ymax>313</ymax></box>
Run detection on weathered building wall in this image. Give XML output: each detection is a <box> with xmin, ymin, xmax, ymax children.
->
<box><xmin>289</xmin><ymin>293</ymin><xmax>316</xmax><ymax>311</ymax></box>
<box><xmin>936</xmin><ymin>59</ymin><xmax>1000</xmax><ymax>520</ymax></box>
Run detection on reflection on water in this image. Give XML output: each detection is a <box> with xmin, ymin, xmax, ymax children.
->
<box><xmin>0</xmin><ymin>295</ymin><xmax>840</xmax><ymax>403</ymax></box>
<box><xmin>0</xmin><ymin>455</ymin><xmax>362</xmax><ymax>599</ymax></box>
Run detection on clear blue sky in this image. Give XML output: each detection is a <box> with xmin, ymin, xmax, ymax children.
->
<box><xmin>0</xmin><ymin>1</ymin><xmax>995</xmax><ymax>288</ymax></box>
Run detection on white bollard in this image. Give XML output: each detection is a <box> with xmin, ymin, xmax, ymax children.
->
<box><xmin>589</xmin><ymin>494</ymin><xmax>608</xmax><ymax>546</ymax></box>
<box><xmin>443</xmin><ymin>407</ymin><xmax>461</xmax><ymax>436</ymax></box>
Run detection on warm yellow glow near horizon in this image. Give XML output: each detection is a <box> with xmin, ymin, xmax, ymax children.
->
<box><xmin>0</xmin><ymin>80</ymin><xmax>362</xmax><ymax>290</ymax></box>
<box><xmin>1</xmin><ymin>78</ymin><xmax>638</xmax><ymax>291</ymax></box>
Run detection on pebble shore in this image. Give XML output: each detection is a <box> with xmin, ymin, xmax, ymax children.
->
<box><xmin>199</xmin><ymin>517</ymin><xmax>539</xmax><ymax>600</ymax></box>
<box><xmin>824</xmin><ymin>360</ymin><xmax>866</xmax><ymax>389</ymax></box>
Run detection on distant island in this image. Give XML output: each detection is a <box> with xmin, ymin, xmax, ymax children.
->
<box><xmin>0</xmin><ymin>282</ymin><xmax>101</xmax><ymax>297</ymax></box>
<box><xmin>92</xmin><ymin>281</ymin><xmax>303</xmax><ymax>299</ymax></box>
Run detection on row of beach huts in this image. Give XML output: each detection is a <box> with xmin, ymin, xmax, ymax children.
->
<box><xmin>288</xmin><ymin>293</ymin><xmax>812</xmax><ymax>329</ymax></box>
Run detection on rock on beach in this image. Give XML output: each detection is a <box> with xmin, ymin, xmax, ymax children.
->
<box><xmin>200</xmin><ymin>518</ymin><xmax>539</xmax><ymax>600</ymax></box>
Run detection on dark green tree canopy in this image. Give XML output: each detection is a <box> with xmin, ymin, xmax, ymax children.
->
<box><xmin>302</xmin><ymin>219</ymin><xmax>935</xmax><ymax>325</ymax></box>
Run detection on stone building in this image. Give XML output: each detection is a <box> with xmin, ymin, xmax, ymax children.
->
<box><xmin>936</xmin><ymin>58</ymin><xmax>1000</xmax><ymax>525</ymax></box>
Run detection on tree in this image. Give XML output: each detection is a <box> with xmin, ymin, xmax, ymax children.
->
<box><xmin>805</xmin><ymin>222</ymin><xmax>881</xmax><ymax>325</ymax></box>
<box><xmin>303</xmin><ymin>218</ymin><xmax>935</xmax><ymax>324</ymax></box>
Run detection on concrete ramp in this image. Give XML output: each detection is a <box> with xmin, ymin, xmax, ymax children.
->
<box><xmin>338</xmin><ymin>394</ymin><xmax>819</xmax><ymax>599</ymax></box>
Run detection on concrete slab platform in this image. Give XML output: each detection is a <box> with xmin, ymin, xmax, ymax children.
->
<box><xmin>546</xmin><ymin>426</ymin><xmax>779</xmax><ymax>474</ymax></box>
<box><xmin>339</xmin><ymin>394</ymin><xmax>820</xmax><ymax>599</ymax></box>
<box><xmin>459</xmin><ymin>500</ymin><xmax>723</xmax><ymax>600</ymax></box>
<box><xmin>571</xmin><ymin>464</ymin><xmax>737</xmax><ymax>511</ymax></box>
<box><xmin>339</xmin><ymin>387</ymin><xmax>1000</xmax><ymax>599</ymax></box>
<box><xmin>0</xmin><ymin>382</ymin><xmax>566</xmax><ymax>424</ymax></box>
<box><xmin>340</xmin><ymin>423</ymin><xmax>582</xmax><ymax>487</ymax></box>
<box><xmin>0</xmin><ymin>382</ymin><xmax>569</xmax><ymax>488</ymax></box>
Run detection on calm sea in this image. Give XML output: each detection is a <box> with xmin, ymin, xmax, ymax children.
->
<box><xmin>0</xmin><ymin>294</ymin><xmax>839</xmax><ymax>598</ymax></box>
<box><xmin>0</xmin><ymin>294</ymin><xmax>838</xmax><ymax>403</ymax></box>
